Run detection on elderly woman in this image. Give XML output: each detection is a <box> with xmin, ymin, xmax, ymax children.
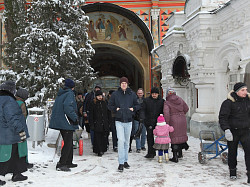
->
<box><xmin>0</xmin><ymin>81</ymin><xmax>29</xmax><ymax>185</ymax></box>
<box><xmin>163</xmin><ymin>88</ymin><xmax>189</xmax><ymax>163</ymax></box>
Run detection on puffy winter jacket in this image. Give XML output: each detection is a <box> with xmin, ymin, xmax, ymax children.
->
<box><xmin>153</xmin><ymin>122</ymin><xmax>174</xmax><ymax>144</ymax></box>
<box><xmin>0</xmin><ymin>90</ymin><xmax>29</xmax><ymax>145</ymax></box>
<box><xmin>49</xmin><ymin>87</ymin><xmax>78</xmax><ymax>131</ymax></box>
<box><xmin>219</xmin><ymin>90</ymin><xmax>250</xmax><ymax>131</ymax></box>
<box><xmin>108</xmin><ymin>87</ymin><xmax>140</xmax><ymax>123</ymax></box>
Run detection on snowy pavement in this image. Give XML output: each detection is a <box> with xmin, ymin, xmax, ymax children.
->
<box><xmin>1</xmin><ymin>129</ymin><xmax>249</xmax><ymax>187</ymax></box>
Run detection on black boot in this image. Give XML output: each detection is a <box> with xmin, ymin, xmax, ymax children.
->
<box><xmin>178</xmin><ymin>149</ymin><xmax>183</xmax><ymax>158</ymax></box>
<box><xmin>229</xmin><ymin>168</ymin><xmax>237</xmax><ymax>180</ymax></box>
<box><xmin>0</xmin><ymin>180</ymin><xmax>6</xmax><ymax>186</ymax></box>
<box><xmin>183</xmin><ymin>143</ymin><xmax>189</xmax><ymax>150</ymax></box>
<box><xmin>247</xmin><ymin>171</ymin><xmax>250</xmax><ymax>183</ymax></box>
<box><xmin>170</xmin><ymin>151</ymin><xmax>178</xmax><ymax>163</ymax></box>
<box><xmin>12</xmin><ymin>173</ymin><xmax>28</xmax><ymax>182</ymax></box>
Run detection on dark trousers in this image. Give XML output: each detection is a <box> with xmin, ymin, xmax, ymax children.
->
<box><xmin>228</xmin><ymin>128</ymin><xmax>250</xmax><ymax>171</ymax></box>
<box><xmin>146</xmin><ymin>126</ymin><xmax>155</xmax><ymax>155</ymax></box>
<box><xmin>111</xmin><ymin>117</ymin><xmax>118</xmax><ymax>149</ymax></box>
<box><xmin>59</xmin><ymin>130</ymin><xmax>73</xmax><ymax>165</ymax></box>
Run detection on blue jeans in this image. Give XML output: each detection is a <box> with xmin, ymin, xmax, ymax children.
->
<box><xmin>158</xmin><ymin>149</ymin><xmax>168</xmax><ymax>156</ymax></box>
<box><xmin>133</xmin><ymin>120</ymin><xmax>146</xmax><ymax>149</ymax></box>
<box><xmin>116</xmin><ymin>121</ymin><xmax>132</xmax><ymax>164</ymax></box>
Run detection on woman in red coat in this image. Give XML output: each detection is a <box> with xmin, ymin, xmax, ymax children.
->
<box><xmin>163</xmin><ymin>88</ymin><xmax>189</xmax><ymax>163</ymax></box>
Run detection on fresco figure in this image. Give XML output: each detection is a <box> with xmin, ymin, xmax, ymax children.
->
<box><xmin>96</xmin><ymin>18</ymin><xmax>105</xmax><ymax>33</ymax></box>
<box><xmin>118</xmin><ymin>25</ymin><xmax>127</xmax><ymax>41</ymax></box>
<box><xmin>105</xmin><ymin>20</ymin><xmax>113</xmax><ymax>40</ymax></box>
<box><xmin>88</xmin><ymin>20</ymin><xmax>97</xmax><ymax>40</ymax></box>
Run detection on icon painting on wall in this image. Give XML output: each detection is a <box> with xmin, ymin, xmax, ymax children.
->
<box><xmin>87</xmin><ymin>12</ymin><xmax>148</xmax><ymax>59</ymax></box>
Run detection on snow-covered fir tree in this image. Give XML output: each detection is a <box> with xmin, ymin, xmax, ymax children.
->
<box><xmin>3</xmin><ymin>0</ymin><xmax>95</xmax><ymax>107</ymax></box>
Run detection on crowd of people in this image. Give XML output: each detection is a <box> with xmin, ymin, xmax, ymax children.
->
<box><xmin>0</xmin><ymin>78</ymin><xmax>250</xmax><ymax>185</ymax></box>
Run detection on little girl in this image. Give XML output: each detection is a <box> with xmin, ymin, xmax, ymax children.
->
<box><xmin>153</xmin><ymin>114</ymin><xmax>174</xmax><ymax>163</ymax></box>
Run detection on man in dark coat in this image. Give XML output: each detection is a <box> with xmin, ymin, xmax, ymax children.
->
<box><xmin>49</xmin><ymin>78</ymin><xmax>78</xmax><ymax>172</ymax></box>
<box><xmin>141</xmin><ymin>87</ymin><xmax>164</xmax><ymax>159</ymax></box>
<box><xmin>219</xmin><ymin>82</ymin><xmax>250</xmax><ymax>183</ymax></box>
<box><xmin>108</xmin><ymin>77</ymin><xmax>140</xmax><ymax>172</ymax></box>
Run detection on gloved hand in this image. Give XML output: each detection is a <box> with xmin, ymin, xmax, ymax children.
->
<box><xmin>148</xmin><ymin>126</ymin><xmax>153</xmax><ymax>130</ymax></box>
<box><xmin>139</xmin><ymin>119</ymin><xmax>144</xmax><ymax>124</ymax></box>
<box><xmin>225</xmin><ymin>129</ymin><xmax>233</xmax><ymax>141</ymax></box>
<box><xmin>19</xmin><ymin>131</ymin><xmax>26</xmax><ymax>142</ymax></box>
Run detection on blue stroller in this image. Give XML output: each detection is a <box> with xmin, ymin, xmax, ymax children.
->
<box><xmin>198</xmin><ymin>130</ymin><xmax>228</xmax><ymax>164</ymax></box>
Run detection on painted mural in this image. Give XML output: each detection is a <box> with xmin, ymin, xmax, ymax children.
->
<box><xmin>86</xmin><ymin>12</ymin><xmax>149</xmax><ymax>62</ymax></box>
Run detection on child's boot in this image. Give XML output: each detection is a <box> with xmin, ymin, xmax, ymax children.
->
<box><xmin>229</xmin><ymin>168</ymin><xmax>237</xmax><ymax>180</ymax></box>
<box><xmin>165</xmin><ymin>153</ymin><xmax>169</xmax><ymax>162</ymax></box>
<box><xmin>158</xmin><ymin>156</ymin><xmax>163</xmax><ymax>163</ymax></box>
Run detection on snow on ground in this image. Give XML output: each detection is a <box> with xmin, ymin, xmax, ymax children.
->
<box><xmin>1</xmin><ymin>129</ymin><xmax>249</xmax><ymax>187</ymax></box>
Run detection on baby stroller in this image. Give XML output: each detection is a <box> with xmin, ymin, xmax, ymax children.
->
<box><xmin>198</xmin><ymin>130</ymin><xmax>228</xmax><ymax>164</ymax></box>
<box><xmin>61</xmin><ymin>129</ymin><xmax>83</xmax><ymax>156</ymax></box>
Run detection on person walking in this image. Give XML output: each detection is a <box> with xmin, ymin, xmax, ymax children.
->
<box><xmin>83</xmin><ymin>85</ymin><xmax>101</xmax><ymax>144</ymax></box>
<box><xmin>76</xmin><ymin>92</ymin><xmax>84</xmax><ymax>128</ymax></box>
<box><xmin>163</xmin><ymin>88</ymin><xmax>189</xmax><ymax>163</ymax></box>
<box><xmin>108</xmin><ymin>77</ymin><xmax>140</xmax><ymax>172</ymax></box>
<box><xmin>49</xmin><ymin>78</ymin><xmax>79</xmax><ymax>172</ymax></box>
<box><xmin>129</xmin><ymin>88</ymin><xmax>146</xmax><ymax>153</ymax></box>
<box><xmin>142</xmin><ymin>87</ymin><xmax>164</xmax><ymax>159</ymax></box>
<box><xmin>0</xmin><ymin>81</ymin><xmax>30</xmax><ymax>185</ymax></box>
<box><xmin>106</xmin><ymin>90</ymin><xmax>118</xmax><ymax>152</ymax></box>
<box><xmin>89</xmin><ymin>90</ymin><xmax>109</xmax><ymax>157</ymax></box>
<box><xmin>153</xmin><ymin>114</ymin><xmax>174</xmax><ymax>163</ymax></box>
<box><xmin>219</xmin><ymin>82</ymin><xmax>250</xmax><ymax>183</ymax></box>
<box><xmin>16</xmin><ymin>88</ymin><xmax>33</xmax><ymax>169</ymax></box>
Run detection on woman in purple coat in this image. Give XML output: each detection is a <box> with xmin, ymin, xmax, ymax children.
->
<box><xmin>163</xmin><ymin>88</ymin><xmax>189</xmax><ymax>163</ymax></box>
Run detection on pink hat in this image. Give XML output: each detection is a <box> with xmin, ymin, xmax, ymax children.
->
<box><xmin>157</xmin><ymin>114</ymin><xmax>165</xmax><ymax>123</ymax></box>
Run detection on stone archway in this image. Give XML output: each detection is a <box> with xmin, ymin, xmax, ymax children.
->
<box><xmin>172</xmin><ymin>55</ymin><xmax>190</xmax><ymax>86</ymax></box>
<box><xmin>82</xmin><ymin>2</ymin><xmax>154</xmax><ymax>93</ymax></box>
<box><xmin>89</xmin><ymin>44</ymin><xmax>144</xmax><ymax>92</ymax></box>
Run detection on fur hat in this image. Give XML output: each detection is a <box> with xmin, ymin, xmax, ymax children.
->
<box><xmin>0</xmin><ymin>80</ymin><xmax>16</xmax><ymax>95</ymax></box>
<box><xmin>233</xmin><ymin>82</ymin><xmax>247</xmax><ymax>93</ymax></box>
<box><xmin>157</xmin><ymin>114</ymin><xmax>166</xmax><ymax>126</ymax></box>
<box><xmin>16</xmin><ymin>88</ymin><xmax>29</xmax><ymax>100</ymax></box>
<box><xmin>151</xmin><ymin>87</ymin><xmax>159</xmax><ymax>94</ymax></box>
<box><xmin>95</xmin><ymin>85</ymin><xmax>101</xmax><ymax>90</ymax></box>
<box><xmin>120</xmin><ymin>77</ymin><xmax>128</xmax><ymax>84</ymax></box>
<box><xmin>64</xmin><ymin>78</ymin><xmax>75</xmax><ymax>88</ymax></box>
<box><xmin>95</xmin><ymin>90</ymin><xmax>103</xmax><ymax>97</ymax></box>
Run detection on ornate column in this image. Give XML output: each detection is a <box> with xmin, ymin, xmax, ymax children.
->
<box><xmin>151</xmin><ymin>8</ymin><xmax>161</xmax><ymax>88</ymax></box>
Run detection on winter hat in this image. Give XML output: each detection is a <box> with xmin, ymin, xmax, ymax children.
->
<box><xmin>0</xmin><ymin>80</ymin><xmax>16</xmax><ymax>95</ymax></box>
<box><xmin>233</xmin><ymin>82</ymin><xmax>247</xmax><ymax>93</ymax></box>
<box><xmin>151</xmin><ymin>87</ymin><xmax>159</xmax><ymax>94</ymax></box>
<box><xmin>95</xmin><ymin>90</ymin><xmax>103</xmax><ymax>97</ymax></box>
<box><xmin>120</xmin><ymin>77</ymin><xmax>129</xmax><ymax>84</ymax></box>
<box><xmin>157</xmin><ymin>114</ymin><xmax>166</xmax><ymax>126</ymax></box>
<box><xmin>95</xmin><ymin>85</ymin><xmax>101</xmax><ymax>90</ymax></box>
<box><xmin>64</xmin><ymin>78</ymin><xmax>75</xmax><ymax>88</ymax></box>
<box><xmin>16</xmin><ymin>88</ymin><xmax>29</xmax><ymax>100</ymax></box>
<box><xmin>166</xmin><ymin>87</ymin><xmax>176</xmax><ymax>95</ymax></box>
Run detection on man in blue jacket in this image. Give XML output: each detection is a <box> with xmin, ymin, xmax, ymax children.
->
<box><xmin>49</xmin><ymin>78</ymin><xmax>78</xmax><ymax>172</ymax></box>
<box><xmin>108</xmin><ymin>77</ymin><xmax>140</xmax><ymax>172</ymax></box>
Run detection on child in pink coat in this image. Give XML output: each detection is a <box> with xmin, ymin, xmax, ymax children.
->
<box><xmin>153</xmin><ymin>114</ymin><xmax>174</xmax><ymax>163</ymax></box>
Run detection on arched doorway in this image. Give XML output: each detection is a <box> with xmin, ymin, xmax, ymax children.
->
<box><xmin>82</xmin><ymin>3</ymin><xmax>153</xmax><ymax>93</ymax></box>
<box><xmin>89</xmin><ymin>44</ymin><xmax>144</xmax><ymax>92</ymax></box>
<box><xmin>172</xmin><ymin>56</ymin><xmax>190</xmax><ymax>86</ymax></box>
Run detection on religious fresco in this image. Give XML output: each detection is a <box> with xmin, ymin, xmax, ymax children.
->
<box><xmin>86</xmin><ymin>12</ymin><xmax>149</xmax><ymax>63</ymax></box>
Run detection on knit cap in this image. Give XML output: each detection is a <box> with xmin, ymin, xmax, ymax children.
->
<box><xmin>166</xmin><ymin>87</ymin><xmax>176</xmax><ymax>95</ymax></box>
<box><xmin>64</xmin><ymin>78</ymin><xmax>75</xmax><ymax>88</ymax></box>
<box><xmin>233</xmin><ymin>82</ymin><xmax>247</xmax><ymax>93</ymax></box>
<box><xmin>120</xmin><ymin>77</ymin><xmax>128</xmax><ymax>84</ymax></box>
<box><xmin>16</xmin><ymin>88</ymin><xmax>29</xmax><ymax>100</ymax></box>
<box><xmin>0</xmin><ymin>80</ymin><xmax>16</xmax><ymax>95</ymax></box>
<box><xmin>157</xmin><ymin>114</ymin><xmax>166</xmax><ymax>126</ymax></box>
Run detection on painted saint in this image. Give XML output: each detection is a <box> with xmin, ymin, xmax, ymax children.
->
<box><xmin>88</xmin><ymin>20</ymin><xmax>97</xmax><ymax>40</ymax></box>
<box><xmin>105</xmin><ymin>20</ymin><xmax>113</xmax><ymax>40</ymax></box>
<box><xmin>96</xmin><ymin>18</ymin><xmax>105</xmax><ymax>33</ymax></box>
<box><xmin>118</xmin><ymin>25</ymin><xmax>127</xmax><ymax>41</ymax></box>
